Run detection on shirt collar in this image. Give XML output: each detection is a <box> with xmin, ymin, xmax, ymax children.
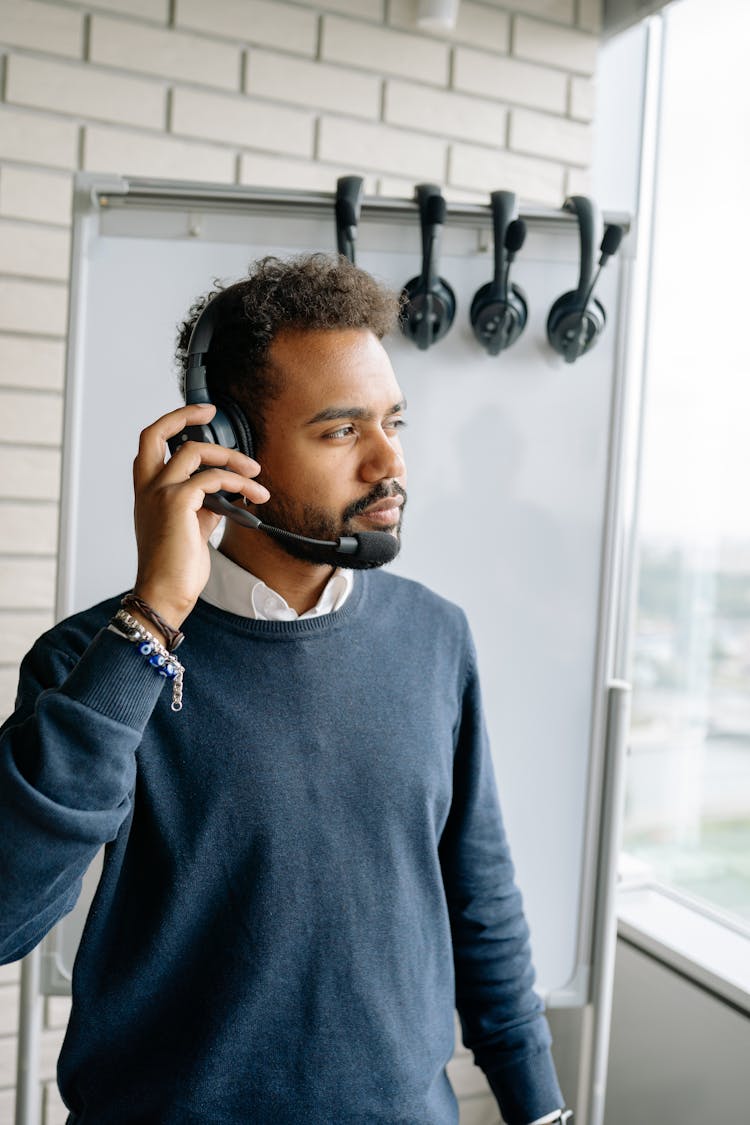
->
<box><xmin>200</xmin><ymin>543</ymin><xmax>354</xmax><ymax>621</ymax></box>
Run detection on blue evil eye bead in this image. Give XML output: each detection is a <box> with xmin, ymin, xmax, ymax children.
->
<box><xmin>149</xmin><ymin>653</ymin><xmax>166</xmax><ymax>668</ymax></box>
<box><xmin>138</xmin><ymin>642</ymin><xmax>154</xmax><ymax>656</ymax></box>
<box><xmin>165</xmin><ymin>663</ymin><xmax>177</xmax><ymax>678</ymax></box>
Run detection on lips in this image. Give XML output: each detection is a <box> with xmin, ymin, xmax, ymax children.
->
<box><xmin>364</xmin><ymin>496</ymin><xmax>404</xmax><ymax>514</ymax></box>
<box><xmin>360</xmin><ymin>495</ymin><xmax>404</xmax><ymax>527</ymax></box>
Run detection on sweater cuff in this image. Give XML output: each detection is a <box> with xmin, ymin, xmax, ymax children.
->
<box><xmin>484</xmin><ymin>1047</ymin><xmax>565</xmax><ymax>1125</ymax></box>
<box><xmin>59</xmin><ymin>627</ymin><xmax>169</xmax><ymax>730</ymax></box>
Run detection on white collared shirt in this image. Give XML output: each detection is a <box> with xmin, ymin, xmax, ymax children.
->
<box><xmin>200</xmin><ymin>543</ymin><xmax>353</xmax><ymax>620</ymax></box>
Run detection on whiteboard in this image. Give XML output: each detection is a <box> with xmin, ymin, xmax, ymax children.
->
<box><xmin>50</xmin><ymin>175</ymin><xmax>632</xmax><ymax>1005</ymax></box>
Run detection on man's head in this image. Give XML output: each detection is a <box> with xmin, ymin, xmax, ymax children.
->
<box><xmin>176</xmin><ymin>255</ymin><xmax>407</xmax><ymax>569</ymax></box>
<box><xmin>176</xmin><ymin>254</ymin><xmax>401</xmax><ymax>454</ymax></box>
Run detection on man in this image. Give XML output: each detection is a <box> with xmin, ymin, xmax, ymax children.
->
<box><xmin>0</xmin><ymin>255</ymin><xmax>567</xmax><ymax>1124</ymax></box>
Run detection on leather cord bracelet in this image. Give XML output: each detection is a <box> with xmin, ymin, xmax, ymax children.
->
<box><xmin>121</xmin><ymin>592</ymin><xmax>185</xmax><ymax>652</ymax></box>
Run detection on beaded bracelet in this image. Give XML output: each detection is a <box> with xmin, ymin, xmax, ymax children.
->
<box><xmin>108</xmin><ymin>609</ymin><xmax>185</xmax><ymax>712</ymax></box>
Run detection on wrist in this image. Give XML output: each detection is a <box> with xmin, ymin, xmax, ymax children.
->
<box><xmin>124</xmin><ymin>592</ymin><xmax>186</xmax><ymax>652</ymax></box>
<box><xmin>132</xmin><ymin>584</ymin><xmax>193</xmax><ymax>631</ymax></box>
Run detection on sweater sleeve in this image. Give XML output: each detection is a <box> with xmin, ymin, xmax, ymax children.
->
<box><xmin>438</xmin><ymin>642</ymin><xmax>565</xmax><ymax>1125</ymax></box>
<box><xmin>0</xmin><ymin>626</ymin><xmax>167</xmax><ymax>965</ymax></box>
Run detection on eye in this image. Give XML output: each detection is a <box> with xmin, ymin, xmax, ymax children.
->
<box><xmin>385</xmin><ymin>417</ymin><xmax>407</xmax><ymax>432</ymax></box>
<box><xmin>324</xmin><ymin>424</ymin><xmax>356</xmax><ymax>440</ymax></box>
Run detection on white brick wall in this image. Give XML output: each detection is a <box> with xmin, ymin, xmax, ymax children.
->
<box><xmin>0</xmin><ymin>337</ymin><xmax>66</xmax><ymax>391</ymax></box>
<box><xmin>452</xmin><ymin>46</ymin><xmax>568</xmax><ymax>111</ymax></box>
<box><xmin>245</xmin><ymin>50</ymin><xmax>381</xmax><ymax>119</ymax></box>
<box><xmin>384</xmin><ymin>79</ymin><xmax>508</xmax><ymax>145</ymax></box>
<box><xmin>0</xmin><ymin>279</ymin><xmax>68</xmax><ymax>336</ymax></box>
<box><xmin>6</xmin><ymin>55</ymin><xmax>167</xmax><ymax>130</ymax></box>
<box><xmin>83</xmin><ymin>124</ymin><xmax>237</xmax><ymax>182</ymax></box>
<box><xmin>0</xmin><ymin>0</ymin><xmax>603</xmax><ymax>1118</ymax></box>
<box><xmin>171</xmin><ymin>87</ymin><xmax>314</xmax><ymax>156</ymax></box>
<box><xmin>175</xmin><ymin>0</ymin><xmax>318</xmax><ymax>55</ymax></box>
<box><xmin>0</xmin><ymin>166</ymin><xmax>73</xmax><ymax>226</ymax></box>
<box><xmin>89</xmin><ymin>14</ymin><xmax>243</xmax><ymax>90</ymax></box>
<box><xmin>513</xmin><ymin>14</ymin><xmax>598</xmax><ymax>73</ymax></box>
<box><xmin>0</xmin><ymin>222</ymin><xmax>70</xmax><ymax>282</ymax></box>
<box><xmin>2</xmin><ymin>0</ymin><xmax>83</xmax><ymax>58</ymax></box>
<box><xmin>322</xmin><ymin>15</ymin><xmax>450</xmax><ymax>84</ymax></box>
<box><xmin>0</xmin><ymin>106</ymin><xmax>79</xmax><ymax>169</ymax></box>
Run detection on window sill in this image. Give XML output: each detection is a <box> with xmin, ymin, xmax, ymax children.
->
<box><xmin>616</xmin><ymin>880</ymin><xmax>750</xmax><ymax>1015</ymax></box>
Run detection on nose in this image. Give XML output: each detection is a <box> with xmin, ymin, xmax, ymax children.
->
<box><xmin>360</xmin><ymin>429</ymin><xmax>406</xmax><ymax>484</ymax></box>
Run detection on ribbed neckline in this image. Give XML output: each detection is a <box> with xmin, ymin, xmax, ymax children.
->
<box><xmin>191</xmin><ymin>569</ymin><xmax>368</xmax><ymax>640</ymax></box>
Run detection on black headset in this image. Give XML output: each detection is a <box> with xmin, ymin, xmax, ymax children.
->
<box><xmin>400</xmin><ymin>183</ymin><xmax>455</xmax><ymax>351</ymax></box>
<box><xmin>546</xmin><ymin>195</ymin><xmax>623</xmax><ymax>364</ymax></box>
<box><xmin>168</xmin><ymin>292</ymin><xmax>255</xmax><ymax>506</ymax></box>
<box><xmin>470</xmin><ymin>190</ymin><xmax>528</xmax><ymax>356</ymax></box>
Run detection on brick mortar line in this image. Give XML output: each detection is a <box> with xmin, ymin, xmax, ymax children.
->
<box><xmin>510</xmin><ymin>52</ymin><xmax>598</xmax><ymax>79</ymax></box>
<box><xmin>21</xmin><ymin>0</ymin><xmax>167</xmax><ymax>29</ymax></box>
<box><xmin>2</xmin><ymin>40</ymin><xmax>595</xmax><ymax>104</ymax></box>
<box><xmin>507</xmin><ymin>139</ymin><xmax>591</xmax><ymax>169</ymax></box>
<box><xmin>0</xmin><ymin>330</ymin><xmax>67</xmax><ymax>342</ymax></box>
<box><xmin>0</xmin><ymin>439</ymin><xmax>64</xmax><ymax>449</ymax></box>
<box><xmin>0</xmin><ymin>213</ymin><xmax>73</xmax><ymax>233</ymax></box>
<box><xmin>7</xmin><ymin>0</ymin><xmax>600</xmax><ymax>42</ymax></box>
<box><xmin>311</xmin><ymin>110</ymin><xmax>583</xmax><ymax>161</ymax></box>
<box><xmin>3</xmin><ymin>44</ymin><xmax>245</xmax><ymax>97</ymax></box>
<box><xmin>0</xmin><ymin>271</ymin><xmax>69</xmax><ymax>286</ymax></box>
<box><xmin>0</xmin><ymin>498</ymin><xmax>59</xmax><ymax>505</ymax></box>
<box><xmin>164</xmin><ymin>76</ymin><xmax>574</xmax><ymax>122</ymax></box>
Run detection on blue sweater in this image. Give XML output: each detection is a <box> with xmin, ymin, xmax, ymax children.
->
<box><xmin>0</xmin><ymin>570</ymin><xmax>563</xmax><ymax>1124</ymax></box>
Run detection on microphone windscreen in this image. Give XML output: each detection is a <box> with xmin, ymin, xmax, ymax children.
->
<box><xmin>601</xmin><ymin>224</ymin><xmax>624</xmax><ymax>256</ymax></box>
<box><xmin>504</xmin><ymin>218</ymin><xmax>527</xmax><ymax>254</ymax></box>
<box><xmin>349</xmin><ymin>532</ymin><xmax>401</xmax><ymax>566</ymax></box>
<box><xmin>425</xmin><ymin>194</ymin><xmax>446</xmax><ymax>226</ymax></box>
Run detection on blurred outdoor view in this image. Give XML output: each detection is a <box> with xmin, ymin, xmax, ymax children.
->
<box><xmin>621</xmin><ymin>0</ymin><xmax>750</xmax><ymax>927</ymax></box>
<box><xmin>626</xmin><ymin>541</ymin><xmax>750</xmax><ymax>924</ymax></box>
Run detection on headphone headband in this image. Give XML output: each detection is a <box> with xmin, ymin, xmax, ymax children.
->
<box><xmin>563</xmin><ymin>195</ymin><xmax>601</xmax><ymax>304</ymax></box>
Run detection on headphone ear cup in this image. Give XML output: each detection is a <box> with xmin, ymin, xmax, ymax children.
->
<box><xmin>401</xmin><ymin>275</ymin><xmax>456</xmax><ymax>349</ymax></box>
<box><xmin>546</xmin><ymin>291</ymin><xmax>605</xmax><ymax>357</ymax></box>
<box><xmin>213</xmin><ymin>394</ymin><xmax>255</xmax><ymax>462</ymax></box>
<box><xmin>470</xmin><ymin>282</ymin><xmax>528</xmax><ymax>352</ymax></box>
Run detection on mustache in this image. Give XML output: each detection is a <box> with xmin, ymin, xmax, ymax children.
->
<box><xmin>342</xmin><ymin>481</ymin><xmax>407</xmax><ymax>522</ymax></box>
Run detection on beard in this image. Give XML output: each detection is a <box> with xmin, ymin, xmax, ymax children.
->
<box><xmin>250</xmin><ymin>479</ymin><xmax>407</xmax><ymax>569</ymax></box>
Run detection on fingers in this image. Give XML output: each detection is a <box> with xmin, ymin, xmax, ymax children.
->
<box><xmin>133</xmin><ymin>403</ymin><xmax>218</xmax><ymax>489</ymax></box>
<box><xmin>163</xmin><ymin>440</ymin><xmax>269</xmax><ymax>504</ymax></box>
<box><xmin>164</xmin><ymin>438</ymin><xmax>258</xmax><ymax>478</ymax></box>
<box><xmin>181</xmin><ymin>466</ymin><xmax>270</xmax><ymax>507</ymax></box>
<box><xmin>134</xmin><ymin>406</ymin><xmax>268</xmax><ymax>501</ymax></box>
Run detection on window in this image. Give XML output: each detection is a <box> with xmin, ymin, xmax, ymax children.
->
<box><xmin>623</xmin><ymin>0</ymin><xmax>750</xmax><ymax>928</ymax></box>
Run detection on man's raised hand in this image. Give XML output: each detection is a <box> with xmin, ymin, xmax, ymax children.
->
<box><xmin>131</xmin><ymin>404</ymin><xmax>269</xmax><ymax>630</ymax></box>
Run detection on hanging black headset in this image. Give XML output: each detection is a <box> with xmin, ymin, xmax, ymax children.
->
<box><xmin>335</xmin><ymin>175</ymin><xmax>364</xmax><ymax>264</ymax></box>
<box><xmin>469</xmin><ymin>190</ymin><xmax>528</xmax><ymax>356</ymax></box>
<box><xmin>546</xmin><ymin>195</ymin><xmax>623</xmax><ymax>364</ymax></box>
<box><xmin>400</xmin><ymin>183</ymin><xmax>455</xmax><ymax>351</ymax></box>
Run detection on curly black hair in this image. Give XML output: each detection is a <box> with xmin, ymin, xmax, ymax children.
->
<box><xmin>175</xmin><ymin>254</ymin><xmax>401</xmax><ymax>452</ymax></box>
